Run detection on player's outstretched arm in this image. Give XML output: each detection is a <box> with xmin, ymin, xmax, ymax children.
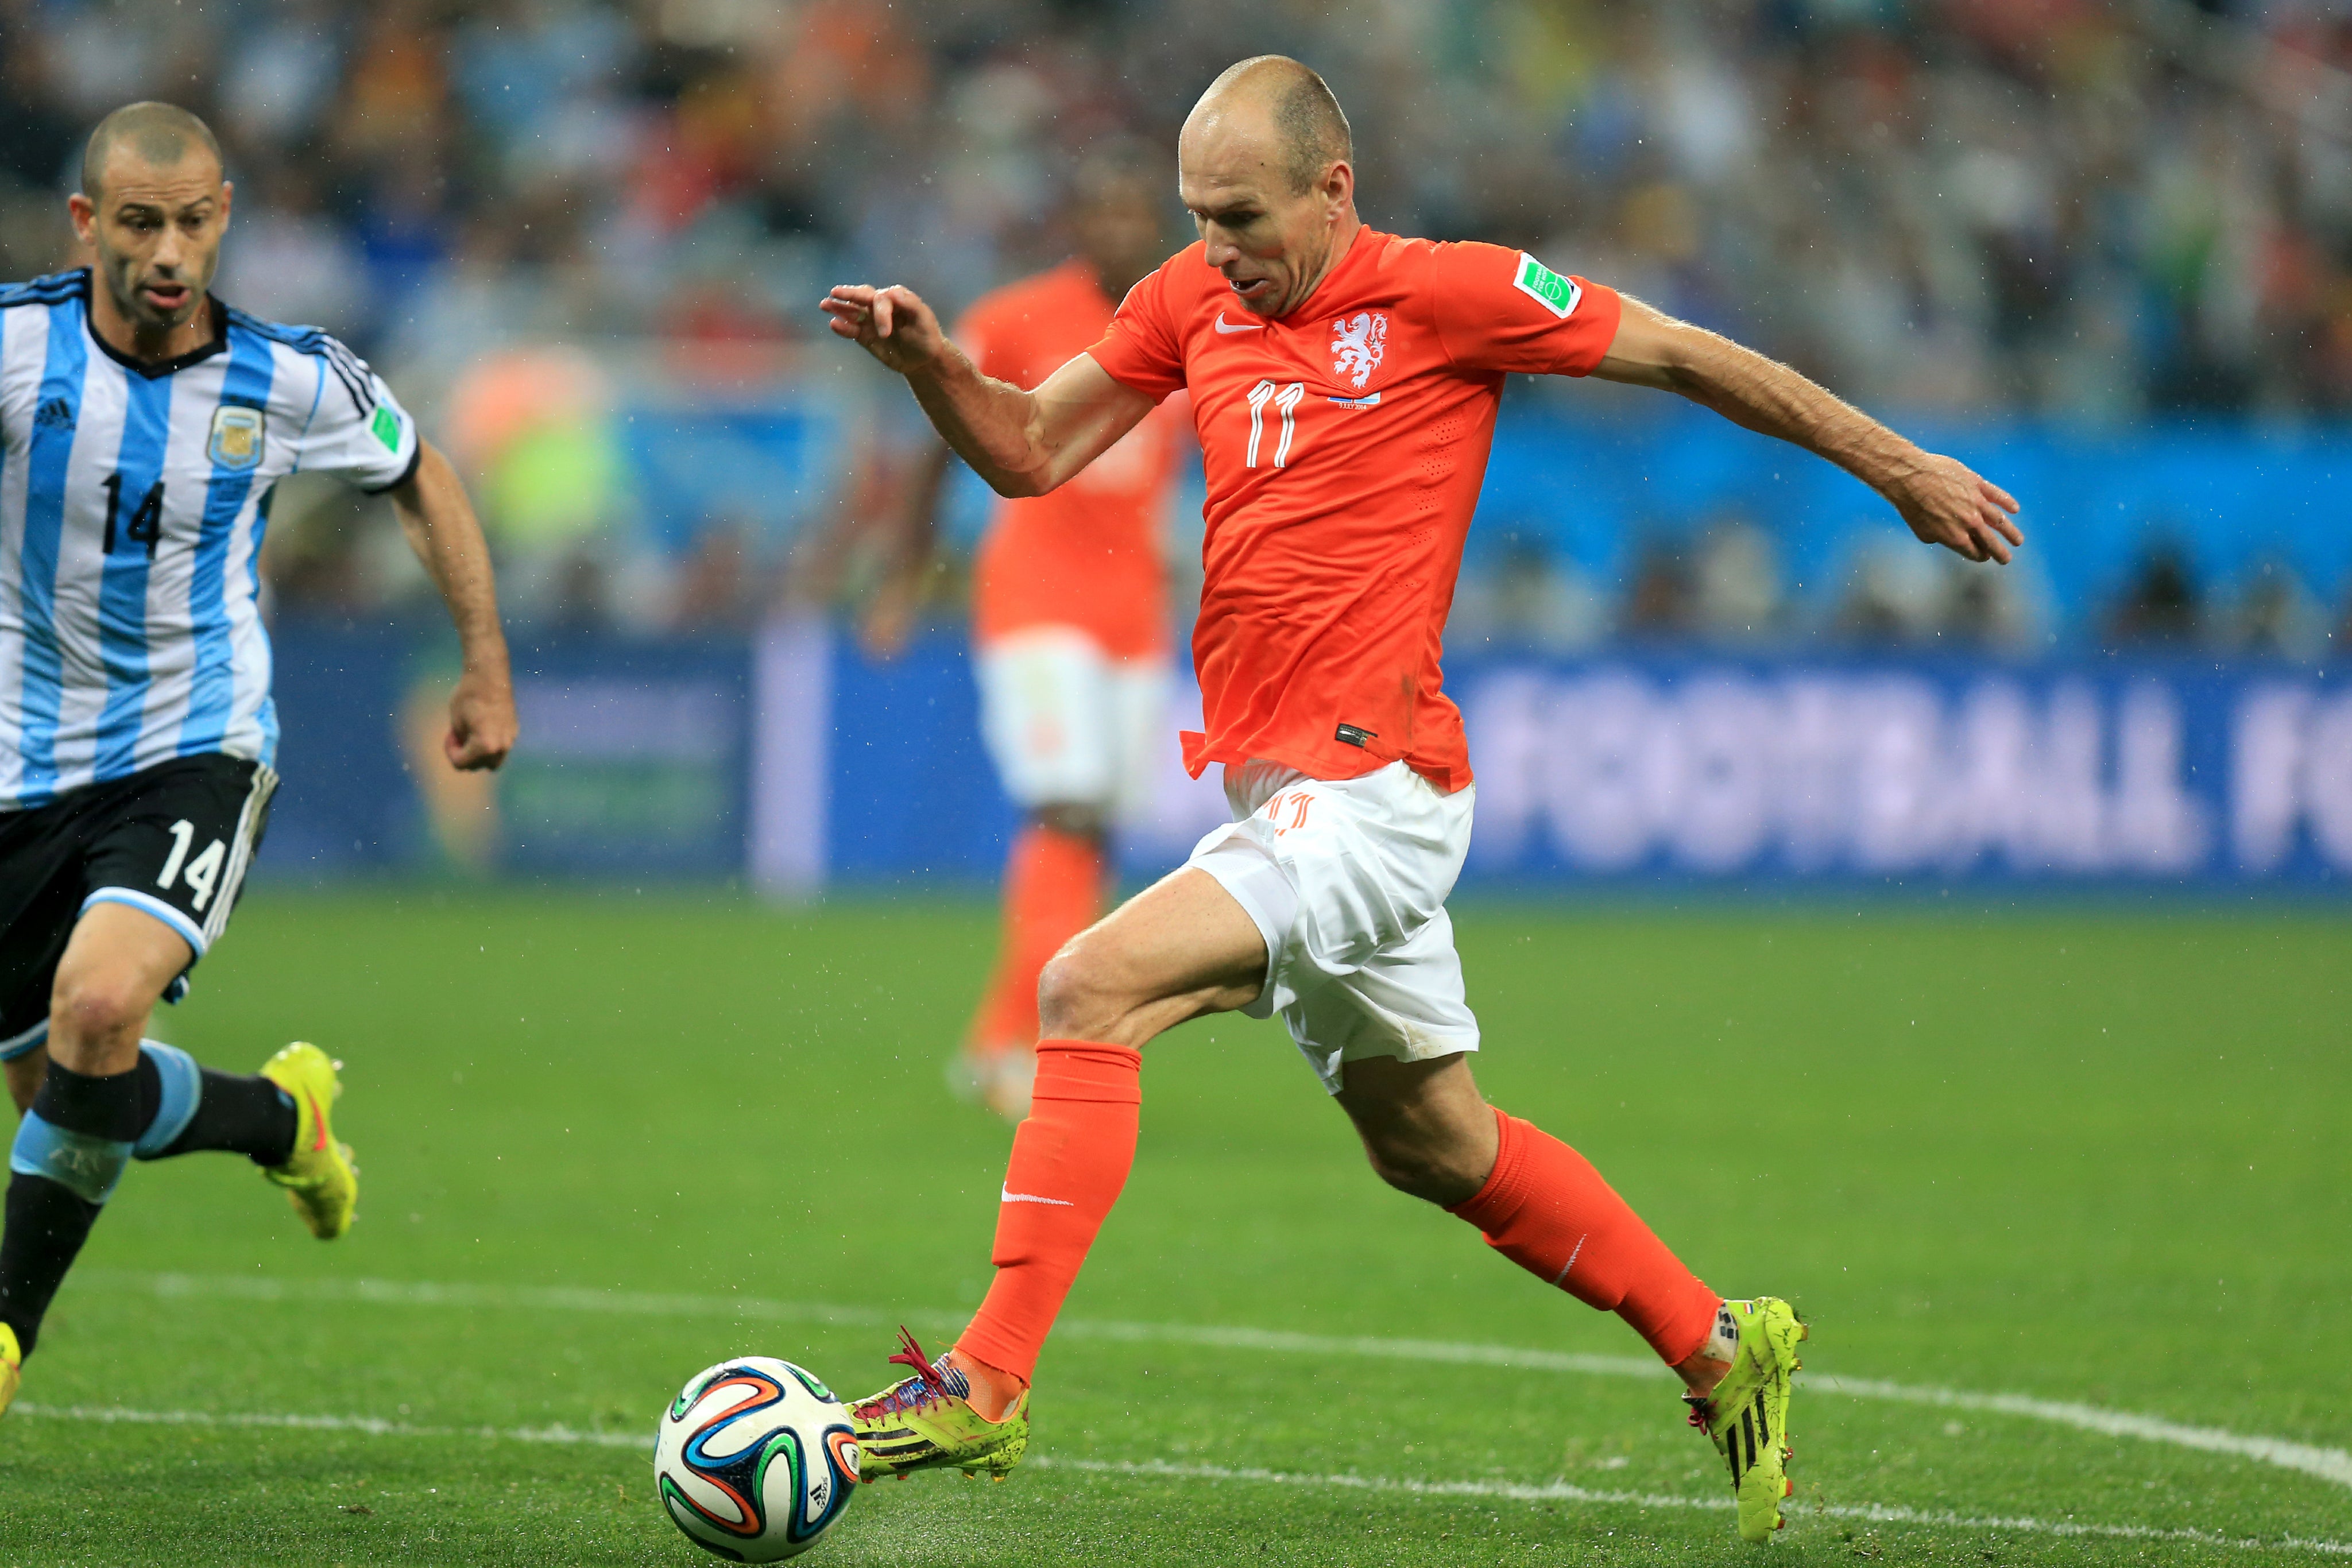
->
<box><xmin>387</xmin><ymin>440</ymin><xmax>518</xmax><ymax>771</ymax></box>
<box><xmin>1592</xmin><ymin>293</ymin><xmax>2022</xmax><ymax>564</ymax></box>
<box><xmin>821</xmin><ymin>284</ymin><xmax>1155</xmax><ymax>498</ymax></box>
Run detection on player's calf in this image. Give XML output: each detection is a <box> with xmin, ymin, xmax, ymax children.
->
<box><xmin>130</xmin><ymin>1041</ymin><xmax>297</xmax><ymax>1167</ymax></box>
<box><xmin>1337</xmin><ymin>1052</ymin><xmax>1499</xmax><ymax>1207</ymax></box>
<box><xmin>0</xmin><ymin>1056</ymin><xmax>144</xmax><ymax>1364</ymax></box>
<box><xmin>0</xmin><ymin>1038</ymin><xmax>319</xmax><ymax>1394</ymax></box>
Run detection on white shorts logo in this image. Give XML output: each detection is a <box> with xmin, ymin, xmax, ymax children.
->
<box><xmin>1329</xmin><ymin>311</ymin><xmax>1388</xmax><ymax>389</ymax></box>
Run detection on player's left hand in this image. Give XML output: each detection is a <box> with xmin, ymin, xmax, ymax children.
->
<box><xmin>1887</xmin><ymin>454</ymin><xmax>2023</xmax><ymax>564</ymax></box>
<box><xmin>820</xmin><ymin>284</ymin><xmax>950</xmax><ymax>377</ymax></box>
<box><xmin>445</xmin><ymin>668</ymin><xmax>517</xmax><ymax>771</ymax></box>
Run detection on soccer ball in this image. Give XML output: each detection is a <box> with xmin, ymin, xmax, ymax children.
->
<box><xmin>655</xmin><ymin>1357</ymin><xmax>862</xmax><ymax>1562</ymax></box>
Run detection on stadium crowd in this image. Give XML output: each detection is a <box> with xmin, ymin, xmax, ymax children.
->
<box><xmin>2</xmin><ymin>0</ymin><xmax>2349</xmax><ymax>652</ymax></box>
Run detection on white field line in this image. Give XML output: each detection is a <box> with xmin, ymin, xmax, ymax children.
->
<box><xmin>82</xmin><ymin>1271</ymin><xmax>2352</xmax><ymax>1492</ymax></box>
<box><xmin>11</xmin><ymin>1399</ymin><xmax>645</xmax><ymax>1450</ymax></box>
<box><xmin>11</xmin><ymin>1402</ymin><xmax>2350</xmax><ymax>1558</ymax></box>
<box><xmin>1032</xmin><ymin>1457</ymin><xmax>2352</xmax><ymax>1556</ymax></box>
<box><xmin>1805</xmin><ymin>1374</ymin><xmax>2352</xmax><ymax>1490</ymax></box>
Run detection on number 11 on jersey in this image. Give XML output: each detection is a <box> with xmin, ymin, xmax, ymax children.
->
<box><xmin>1245</xmin><ymin>380</ymin><xmax>1306</xmax><ymax>469</ymax></box>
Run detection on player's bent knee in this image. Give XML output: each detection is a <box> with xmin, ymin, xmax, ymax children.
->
<box><xmin>48</xmin><ymin>966</ymin><xmax>158</xmax><ymax>1053</ymax></box>
<box><xmin>1035</xmin><ymin>945</ymin><xmax>1108</xmax><ymax>1040</ymax></box>
<box><xmin>1035</xmin><ymin>936</ymin><xmax>1142</xmax><ymax>1043</ymax></box>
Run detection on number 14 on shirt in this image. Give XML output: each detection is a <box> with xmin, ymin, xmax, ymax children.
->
<box><xmin>1244</xmin><ymin>380</ymin><xmax>1306</xmax><ymax>469</ymax></box>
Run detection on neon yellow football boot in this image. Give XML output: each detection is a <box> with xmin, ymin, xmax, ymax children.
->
<box><xmin>846</xmin><ymin>1329</ymin><xmax>1030</xmax><ymax>1482</ymax></box>
<box><xmin>259</xmin><ymin>1043</ymin><xmax>357</xmax><ymax>1240</ymax></box>
<box><xmin>1685</xmin><ymin>1296</ymin><xmax>1808</xmax><ymax>1542</ymax></box>
<box><xmin>1</xmin><ymin>1322</ymin><xmax>21</xmax><ymax>1418</ymax></box>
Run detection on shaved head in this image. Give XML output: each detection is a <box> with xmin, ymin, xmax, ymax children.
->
<box><xmin>1194</xmin><ymin>56</ymin><xmax>1351</xmax><ymax>195</ymax></box>
<box><xmin>1178</xmin><ymin>58</ymin><xmax>1360</xmax><ymax>319</ymax></box>
<box><xmin>82</xmin><ymin>101</ymin><xmax>222</xmax><ymax>200</ymax></box>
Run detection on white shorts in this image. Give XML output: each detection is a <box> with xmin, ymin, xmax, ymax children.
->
<box><xmin>1183</xmin><ymin>758</ymin><xmax>1479</xmax><ymax>1094</ymax></box>
<box><xmin>975</xmin><ymin>627</ymin><xmax>1170</xmax><ymax>818</ymax></box>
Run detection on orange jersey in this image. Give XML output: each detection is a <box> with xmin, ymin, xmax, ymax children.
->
<box><xmin>958</xmin><ymin>260</ymin><xmax>1179</xmax><ymax>660</ymax></box>
<box><xmin>1086</xmin><ymin>229</ymin><xmax>1622</xmax><ymax>791</ymax></box>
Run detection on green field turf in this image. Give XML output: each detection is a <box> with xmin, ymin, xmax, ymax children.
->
<box><xmin>1</xmin><ymin>891</ymin><xmax>2347</xmax><ymax>1566</ymax></box>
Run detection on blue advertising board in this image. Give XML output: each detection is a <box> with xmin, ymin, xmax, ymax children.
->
<box><xmin>1450</xmin><ymin>655</ymin><xmax>2350</xmax><ymax>888</ymax></box>
<box><xmin>260</xmin><ymin>622</ymin><xmax>2349</xmax><ymax>893</ymax></box>
<box><xmin>752</xmin><ymin>632</ymin><xmax>2352</xmax><ymax>893</ymax></box>
<box><xmin>261</xmin><ymin>623</ymin><xmax>751</xmax><ymax>882</ymax></box>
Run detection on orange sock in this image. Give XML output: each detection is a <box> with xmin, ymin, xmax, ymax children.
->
<box><xmin>969</xmin><ymin>826</ymin><xmax>1106</xmax><ymax>1054</ymax></box>
<box><xmin>956</xmin><ymin>1039</ymin><xmax>1142</xmax><ymax>1381</ymax></box>
<box><xmin>1448</xmin><ymin>1106</ymin><xmax>1719</xmax><ymax>1365</ymax></box>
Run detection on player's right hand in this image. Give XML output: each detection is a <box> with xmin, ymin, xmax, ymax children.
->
<box><xmin>822</xmin><ymin>284</ymin><xmax>947</xmax><ymax>377</ymax></box>
<box><xmin>1890</xmin><ymin>452</ymin><xmax>2023</xmax><ymax>565</ymax></box>
<box><xmin>445</xmin><ymin>666</ymin><xmax>518</xmax><ymax>772</ymax></box>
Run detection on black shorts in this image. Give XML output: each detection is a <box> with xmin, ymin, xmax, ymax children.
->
<box><xmin>0</xmin><ymin>754</ymin><xmax>277</xmax><ymax>1060</ymax></box>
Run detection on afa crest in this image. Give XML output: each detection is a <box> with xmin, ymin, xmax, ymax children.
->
<box><xmin>1329</xmin><ymin>311</ymin><xmax>1388</xmax><ymax>390</ymax></box>
<box><xmin>208</xmin><ymin>404</ymin><xmax>265</xmax><ymax>472</ymax></box>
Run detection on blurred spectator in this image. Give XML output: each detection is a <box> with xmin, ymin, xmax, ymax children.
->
<box><xmin>1689</xmin><ymin>516</ymin><xmax>1785</xmax><ymax>644</ymax></box>
<box><xmin>214</xmin><ymin>162</ymin><xmax>370</xmax><ymax>338</ymax></box>
<box><xmin>1448</xmin><ymin>536</ymin><xmax>1608</xmax><ymax>653</ymax></box>
<box><xmin>670</xmin><ymin>521</ymin><xmax>772</xmax><ymax>632</ymax></box>
<box><xmin>1836</xmin><ymin>537</ymin><xmax>1951</xmax><ymax>645</ymax></box>
<box><xmin>4</xmin><ymin>0</ymin><xmax>2347</xmax><ymax>640</ymax></box>
<box><xmin>1622</xmin><ymin>537</ymin><xmax>1695</xmax><ymax>640</ymax></box>
<box><xmin>2213</xmin><ymin>556</ymin><xmax>2330</xmax><ymax>661</ymax></box>
<box><xmin>1943</xmin><ymin>559</ymin><xmax>2044</xmax><ymax>652</ymax></box>
<box><xmin>2</xmin><ymin>0</ymin><xmax>2343</xmax><ymax>406</ymax></box>
<box><xmin>2105</xmin><ymin>542</ymin><xmax>2204</xmax><ymax>648</ymax></box>
<box><xmin>442</xmin><ymin>344</ymin><xmax>629</xmax><ymax>624</ymax></box>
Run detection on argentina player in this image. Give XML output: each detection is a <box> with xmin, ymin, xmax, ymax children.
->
<box><xmin>0</xmin><ymin>103</ymin><xmax>516</xmax><ymax>1416</ymax></box>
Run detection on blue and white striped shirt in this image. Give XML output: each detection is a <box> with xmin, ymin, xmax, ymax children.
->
<box><xmin>0</xmin><ymin>269</ymin><xmax>419</xmax><ymax>811</ymax></box>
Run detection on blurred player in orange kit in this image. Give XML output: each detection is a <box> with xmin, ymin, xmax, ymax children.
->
<box><xmin>821</xmin><ymin>56</ymin><xmax>2021</xmax><ymax>1540</ymax></box>
<box><xmin>857</xmin><ymin>148</ymin><xmax>1187</xmax><ymax>1122</ymax></box>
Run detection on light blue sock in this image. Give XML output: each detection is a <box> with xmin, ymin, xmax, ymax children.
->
<box><xmin>10</xmin><ymin>1112</ymin><xmax>131</xmax><ymax>1205</ymax></box>
<box><xmin>131</xmin><ymin>1040</ymin><xmax>204</xmax><ymax>1161</ymax></box>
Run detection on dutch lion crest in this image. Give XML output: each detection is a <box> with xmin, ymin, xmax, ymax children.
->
<box><xmin>1329</xmin><ymin>311</ymin><xmax>1388</xmax><ymax>390</ymax></box>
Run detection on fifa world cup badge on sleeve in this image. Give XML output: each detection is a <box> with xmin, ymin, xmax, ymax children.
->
<box><xmin>371</xmin><ymin>405</ymin><xmax>403</xmax><ymax>451</ymax></box>
<box><xmin>207</xmin><ymin>405</ymin><xmax>265</xmax><ymax>472</ymax></box>
<box><xmin>1513</xmin><ymin>253</ymin><xmax>1583</xmax><ymax>319</ymax></box>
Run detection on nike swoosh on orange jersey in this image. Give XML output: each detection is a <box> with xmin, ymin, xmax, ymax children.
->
<box><xmin>1000</xmin><ymin>1186</ymin><xmax>1074</xmax><ymax>1206</ymax></box>
<box><xmin>1213</xmin><ymin>315</ymin><xmax>1266</xmax><ymax>334</ymax></box>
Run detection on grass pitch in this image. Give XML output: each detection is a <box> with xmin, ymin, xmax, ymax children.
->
<box><xmin>1</xmin><ymin>891</ymin><xmax>2347</xmax><ymax>1565</ymax></box>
